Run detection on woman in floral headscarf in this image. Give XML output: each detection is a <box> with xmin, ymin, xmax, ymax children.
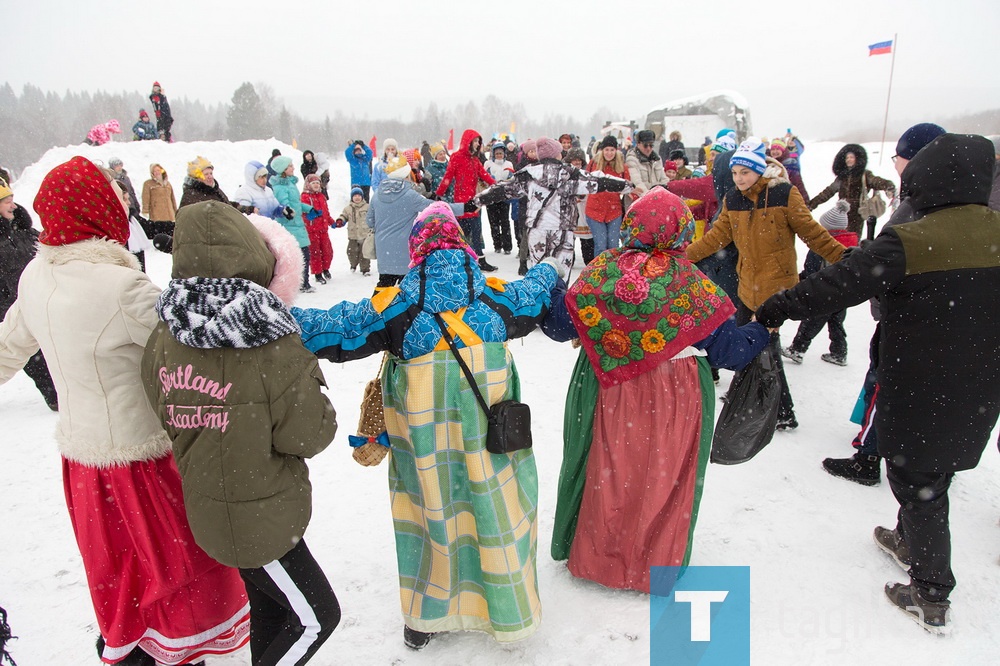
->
<box><xmin>0</xmin><ymin>156</ymin><xmax>249</xmax><ymax>665</ymax></box>
<box><xmin>291</xmin><ymin>201</ymin><xmax>566</xmax><ymax>649</ymax></box>
<box><xmin>551</xmin><ymin>188</ymin><xmax>769</xmax><ymax>593</ymax></box>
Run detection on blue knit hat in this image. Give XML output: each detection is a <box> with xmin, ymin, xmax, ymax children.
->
<box><xmin>711</xmin><ymin>134</ymin><xmax>737</xmax><ymax>154</ymax></box>
<box><xmin>716</xmin><ymin>128</ymin><xmax>735</xmax><ymax>139</ymax></box>
<box><xmin>730</xmin><ymin>137</ymin><xmax>768</xmax><ymax>175</ymax></box>
<box><xmin>350</xmin><ymin>186</ymin><xmax>364</xmax><ymax>198</ymax></box>
<box><xmin>895</xmin><ymin>123</ymin><xmax>946</xmax><ymax>161</ymax></box>
<box><xmin>271</xmin><ymin>155</ymin><xmax>293</xmax><ymax>174</ymax></box>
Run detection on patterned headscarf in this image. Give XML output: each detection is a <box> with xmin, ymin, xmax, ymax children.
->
<box><xmin>408</xmin><ymin>201</ymin><xmax>478</xmax><ymax>268</ymax></box>
<box><xmin>34</xmin><ymin>156</ymin><xmax>129</xmax><ymax>246</ymax></box>
<box><xmin>567</xmin><ymin>188</ymin><xmax>735</xmax><ymax>388</ymax></box>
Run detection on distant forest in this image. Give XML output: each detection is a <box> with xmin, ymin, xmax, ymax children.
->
<box><xmin>0</xmin><ymin>81</ymin><xmax>616</xmax><ymax>175</ymax></box>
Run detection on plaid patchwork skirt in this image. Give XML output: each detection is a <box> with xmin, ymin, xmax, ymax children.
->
<box><xmin>382</xmin><ymin>343</ymin><xmax>541</xmax><ymax>642</ymax></box>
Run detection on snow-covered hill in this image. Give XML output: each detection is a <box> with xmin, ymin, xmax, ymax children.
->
<box><xmin>1</xmin><ymin>138</ymin><xmax>997</xmax><ymax>665</ymax></box>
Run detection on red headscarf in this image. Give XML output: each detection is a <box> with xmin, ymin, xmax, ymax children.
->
<box><xmin>567</xmin><ymin>189</ymin><xmax>735</xmax><ymax>388</ymax></box>
<box><xmin>34</xmin><ymin>156</ymin><xmax>129</xmax><ymax>246</ymax></box>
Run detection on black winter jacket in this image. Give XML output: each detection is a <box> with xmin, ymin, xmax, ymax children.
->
<box><xmin>758</xmin><ymin>134</ymin><xmax>1000</xmax><ymax>472</ymax></box>
<box><xmin>1</xmin><ymin>206</ymin><xmax>39</xmax><ymax>314</ymax></box>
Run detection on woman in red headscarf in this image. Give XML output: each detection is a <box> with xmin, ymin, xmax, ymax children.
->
<box><xmin>551</xmin><ymin>189</ymin><xmax>769</xmax><ymax>592</ymax></box>
<box><xmin>0</xmin><ymin>157</ymin><xmax>249</xmax><ymax>665</ymax></box>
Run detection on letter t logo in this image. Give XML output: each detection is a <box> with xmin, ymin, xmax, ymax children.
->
<box><xmin>674</xmin><ymin>590</ymin><xmax>729</xmax><ymax>641</ymax></box>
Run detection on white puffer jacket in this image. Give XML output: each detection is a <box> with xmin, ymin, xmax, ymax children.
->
<box><xmin>0</xmin><ymin>238</ymin><xmax>171</xmax><ymax>466</ymax></box>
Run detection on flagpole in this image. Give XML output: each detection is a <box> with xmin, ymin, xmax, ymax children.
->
<box><xmin>878</xmin><ymin>33</ymin><xmax>898</xmax><ymax>165</ymax></box>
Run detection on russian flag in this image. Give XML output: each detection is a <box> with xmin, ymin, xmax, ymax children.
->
<box><xmin>868</xmin><ymin>40</ymin><xmax>893</xmax><ymax>56</ymax></box>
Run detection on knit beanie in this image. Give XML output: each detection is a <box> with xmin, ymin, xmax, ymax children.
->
<box><xmin>430</xmin><ymin>142</ymin><xmax>446</xmax><ymax>159</ymax></box>
<box><xmin>770</xmin><ymin>137</ymin><xmax>786</xmax><ymax>150</ymax></box>
<box><xmin>108</xmin><ymin>157</ymin><xmax>123</xmax><ymax>169</ymax></box>
<box><xmin>139</xmin><ymin>109</ymin><xmax>149</xmax><ymax>119</ymax></box>
<box><xmin>254</xmin><ymin>166</ymin><xmax>269</xmax><ymax>180</ymax></box>
<box><xmin>895</xmin><ymin>123</ymin><xmax>947</xmax><ymax>160</ymax></box>
<box><xmin>716</xmin><ymin>128</ymin><xmax>735</xmax><ymax>139</ymax></box>
<box><xmin>0</xmin><ymin>176</ymin><xmax>12</xmax><ymax>201</ymax></box>
<box><xmin>536</xmin><ymin>137</ymin><xmax>562</xmax><ymax>161</ymax></box>
<box><xmin>350</xmin><ymin>186</ymin><xmax>364</xmax><ymax>198</ymax></box>
<box><xmin>598</xmin><ymin>135</ymin><xmax>618</xmax><ymax>150</ymax></box>
<box><xmin>521</xmin><ymin>139</ymin><xmax>537</xmax><ymax>156</ymax></box>
<box><xmin>711</xmin><ymin>134</ymin><xmax>738</xmax><ymax>154</ymax></box>
<box><xmin>565</xmin><ymin>147</ymin><xmax>587</xmax><ymax>165</ymax></box>
<box><xmin>304</xmin><ymin>173</ymin><xmax>321</xmax><ymax>185</ymax></box>
<box><xmin>383</xmin><ymin>138</ymin><xmax>398</xmax><ymax>154</ymax></box>
<box><xmin>187</xmin><ymin>156</ymin><xmax>213</xmax><ymax>180</ymax></box>
<box><xmin>271</xmin><ymin>156</ymin><xmax>293</xmax><ymax>175</ymax></box>
<box><xmin>819</xmin><ymin>200</ymin><xmax>850</xmax><ymax>231</ymax></box>
<box><xmin>386</xmin><ymin>156</ymin><xmax>412</xmax><ymax>179</ymax></box>
<box><xmin>729</xmin><ymin>138</ymin><xmax>768</xmax><ymax>175</ymax></box>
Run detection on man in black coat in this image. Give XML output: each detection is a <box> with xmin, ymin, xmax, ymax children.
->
<box><xmin>756</xmin><ymin>134</ymin><xmax>1000</xmax><ymax>633</ymax></box>
<box><xmin>0</xmin><ymin>178</ymin><xmax>58</xmax><ymax>410</ymax></box>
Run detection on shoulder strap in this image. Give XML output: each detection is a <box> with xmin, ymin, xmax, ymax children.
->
<box><xmin>433</xmin><ymin>313</ymin><xmax>491</xmax><ymax>418</ymax></box>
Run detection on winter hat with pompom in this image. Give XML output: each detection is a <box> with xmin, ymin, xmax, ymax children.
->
<box><xmin>535</xmin><ymin>137</ymin><xmax>563</xmax><ymax>161</ymax></box>
<box><xmin>386</xmin><ymin>156</ymin><xmax>412</xmax><ymax>179</ymax></box>
<box><xmin>819</xmin><ymin>199</ymin><xmax>851</xmax><ymax>231</ymax></box>
<box><xmin>730</xmin><ymin>138</ymin><xmax>768</xmax><ymax>175</ymax></box>
<box><xmin>598</xmin><ymin>135</ymin><xmax>618</xmax><ymax>150</ymax></box>
<box><xmin>350</xmin><ymin>186</ymin><xmax>364</xmax><ymax>198</ymax></box>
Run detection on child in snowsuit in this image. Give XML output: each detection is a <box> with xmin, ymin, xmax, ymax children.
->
<box><xmin>302</xmin><ymin>173</ymin><xmax>334</xmax><ymax>284</ymax></box>
<box><xmin>337</xmin><ymin>186</ymin><xmax>371</xmax><ymax>275</ymax></box>
<box><xmin>782</xmin><ymin>199</ymin><xmax>859</xmax><ymax>366</ymax></box>
<box><xmin>142</xmin><ymin>204</ymin><xmax>341</xmax><ymax>666</ymax></box>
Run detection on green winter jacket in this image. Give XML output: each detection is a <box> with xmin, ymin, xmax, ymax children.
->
<box><xmin>141</xmin><ymin>201</ymin><xmax>337</xmax><ymax>568</ymax></box>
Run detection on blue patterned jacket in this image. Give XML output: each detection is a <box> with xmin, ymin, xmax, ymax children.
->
<box><xmin>292</xmin><ymin>249</ymin><xmax>560</xmax><ymax>362</ymax></box>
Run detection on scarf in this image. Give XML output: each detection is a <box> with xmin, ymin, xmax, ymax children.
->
<box><xmin>567</xmin><ymin>188</ymin><xmax>735</xmax><ymax>388</ymax></box>
<box><xmin>408</xmin><ymin>201</ymin><xmax>478</xmax><ymax>268</ymax></box>
<box><xmin>157</xmin><ymin>277</ymin><xmax>300</xmax><ymax>349</ymax></box>
<box><xmin>34</xmin><ymin>156</ymin><xmax>129</xmax><ymax>246</ymax></box>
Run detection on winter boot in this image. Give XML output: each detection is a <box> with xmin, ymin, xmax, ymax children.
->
<box><xmin>821</xmin><ymin>353</ymin><xmax>847</xmax><ymax>366</ymax></box>
<box><xmin>884</xmin><ymin>582</ymin><xmax>950</xmax><ymax>634</ymax></box>
<box><xmin>873</xmin><ymin>526</ymin><xmax>911</xmax><ymax>571</ymax></box>
<box><xmin>97</xmin><ymin>636</ymin><xmax>156</xmax><ymax>665</ymax></box>
<box><xmin>518</xmin><ymin>260</ymin><xmax>528</xmax><ymax>276</ymax></box>
<box><xmin>780</xmin><ymin>346</ymin><xmax>804</xmax><ymax>364</ymax></box>
<box><xmin>300</xmin><ymin>284</ymin><xmax>316</xmax><ymax>294</ymax></box>
<box><xmin>314</xmin><ymin>273</ymin><xmax>328</xmax><ymax>285</ymax></box>
<box><xmin>403</xmin><ymin>625</ymin><xmax>436</xmax><ymax>650</ymax></box>
<box><xmin>478</xmin><ymin>257</ymin><xmax>497</xmax><ymax>272</ymax></box>
<box><xmin>323</xmin><ymin>270</ymin><xmax>332</xmax><ymax>279</ymax></box>
<box><xmin>822</xmin><ymin>453</ymin><xmax>881</xmax><ymax>486</ymax></box>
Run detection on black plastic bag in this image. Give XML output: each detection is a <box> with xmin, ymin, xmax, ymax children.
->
<box><xmin>711</xmin><ymin>346</ymin><xmax>781</xmax><ymax>465</ymax></box>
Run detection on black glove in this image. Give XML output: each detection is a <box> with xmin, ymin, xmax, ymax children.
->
<box><xmin>153</xmin><ymin>233</ymin><xmax>173</xmax><ymax>254</ymax></box>
<box><xmin>282</xmin><ymin>206</ymin><xmax>295</xmax><ymax>220</ymax></box>
<box><xmin>354</xmin><ymin>140</ymin><xmax>365</xmax><ymax>147</ymax></box>
<box><xmin>463</xmin><ymin>200</ymin><xmax>478</xmax><ymax>214</ymax></box>
<box><xmin>754</xmin><ymin>301</ymin><xmax>785</xmax><ymax>329</ymax></box>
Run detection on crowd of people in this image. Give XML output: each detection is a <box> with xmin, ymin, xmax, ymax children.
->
<box><xmin>1</xmin><ymin>117</ymin><xmax>999</xmax><ymax>664</ymax></box>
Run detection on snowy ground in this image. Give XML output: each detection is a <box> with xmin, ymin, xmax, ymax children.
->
<box><xmin>2</xmin><ymin>139</ymin><xmax>998</xmax><ymax>664</ymax></box>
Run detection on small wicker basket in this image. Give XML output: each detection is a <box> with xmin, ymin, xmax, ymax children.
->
<box><xmin>352</xmin><ymin>355</ymin><xmax>390</xmax><ymax>467</ymax></box>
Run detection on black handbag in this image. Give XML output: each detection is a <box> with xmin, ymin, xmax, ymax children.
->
<box><xmin>433</xmin><ymin>314</ymin><xmax>532</xmax><ymax>455</ymax></box>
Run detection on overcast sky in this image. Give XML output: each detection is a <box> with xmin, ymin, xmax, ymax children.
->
<box><xmin>8</xmin><ymin>0</ymin><xmax>1000</xmax><ymax>138</ymax></box>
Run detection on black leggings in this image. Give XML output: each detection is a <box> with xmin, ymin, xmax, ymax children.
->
<box><xmin>239</xmin><ymin>539</ymin><xmax>341</xmax><ymax>666</ymax></box>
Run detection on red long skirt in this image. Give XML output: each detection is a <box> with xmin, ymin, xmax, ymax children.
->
<box><xmin>62</xmin><ymin>454</ymin><xmax>250</xmax><ymax>664</ymax></box>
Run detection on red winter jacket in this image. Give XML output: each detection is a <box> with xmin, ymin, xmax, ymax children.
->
<box><xmin>584</xmin><ymin>160</ymin><xmax>631</xmax><ymax>223</ymax></box>
<box><xmin>435</xmin><ymin>129</ymin><xmax>495</xmax><ymax>218</ymax></box>
<box><xmin>301</xmin><ymin>190</ymin><xmax>333</xmax><ymax>230</ymax></box>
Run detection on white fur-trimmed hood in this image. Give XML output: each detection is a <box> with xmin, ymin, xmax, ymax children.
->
<box><xmin>762</xmin><ymin>157</ymin><xmax>791</xmax><ymax>188</ymax></box>
<box><xmin>37</xmin><ymin>237</ymin><xmax>141</xmax><ymax>270</ymax></box>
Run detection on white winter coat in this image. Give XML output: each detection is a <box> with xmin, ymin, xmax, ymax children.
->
<box><xmin>0</xmin><ymin>239</ymin><xmax>171</xmax><ymax>466</ymax></box>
